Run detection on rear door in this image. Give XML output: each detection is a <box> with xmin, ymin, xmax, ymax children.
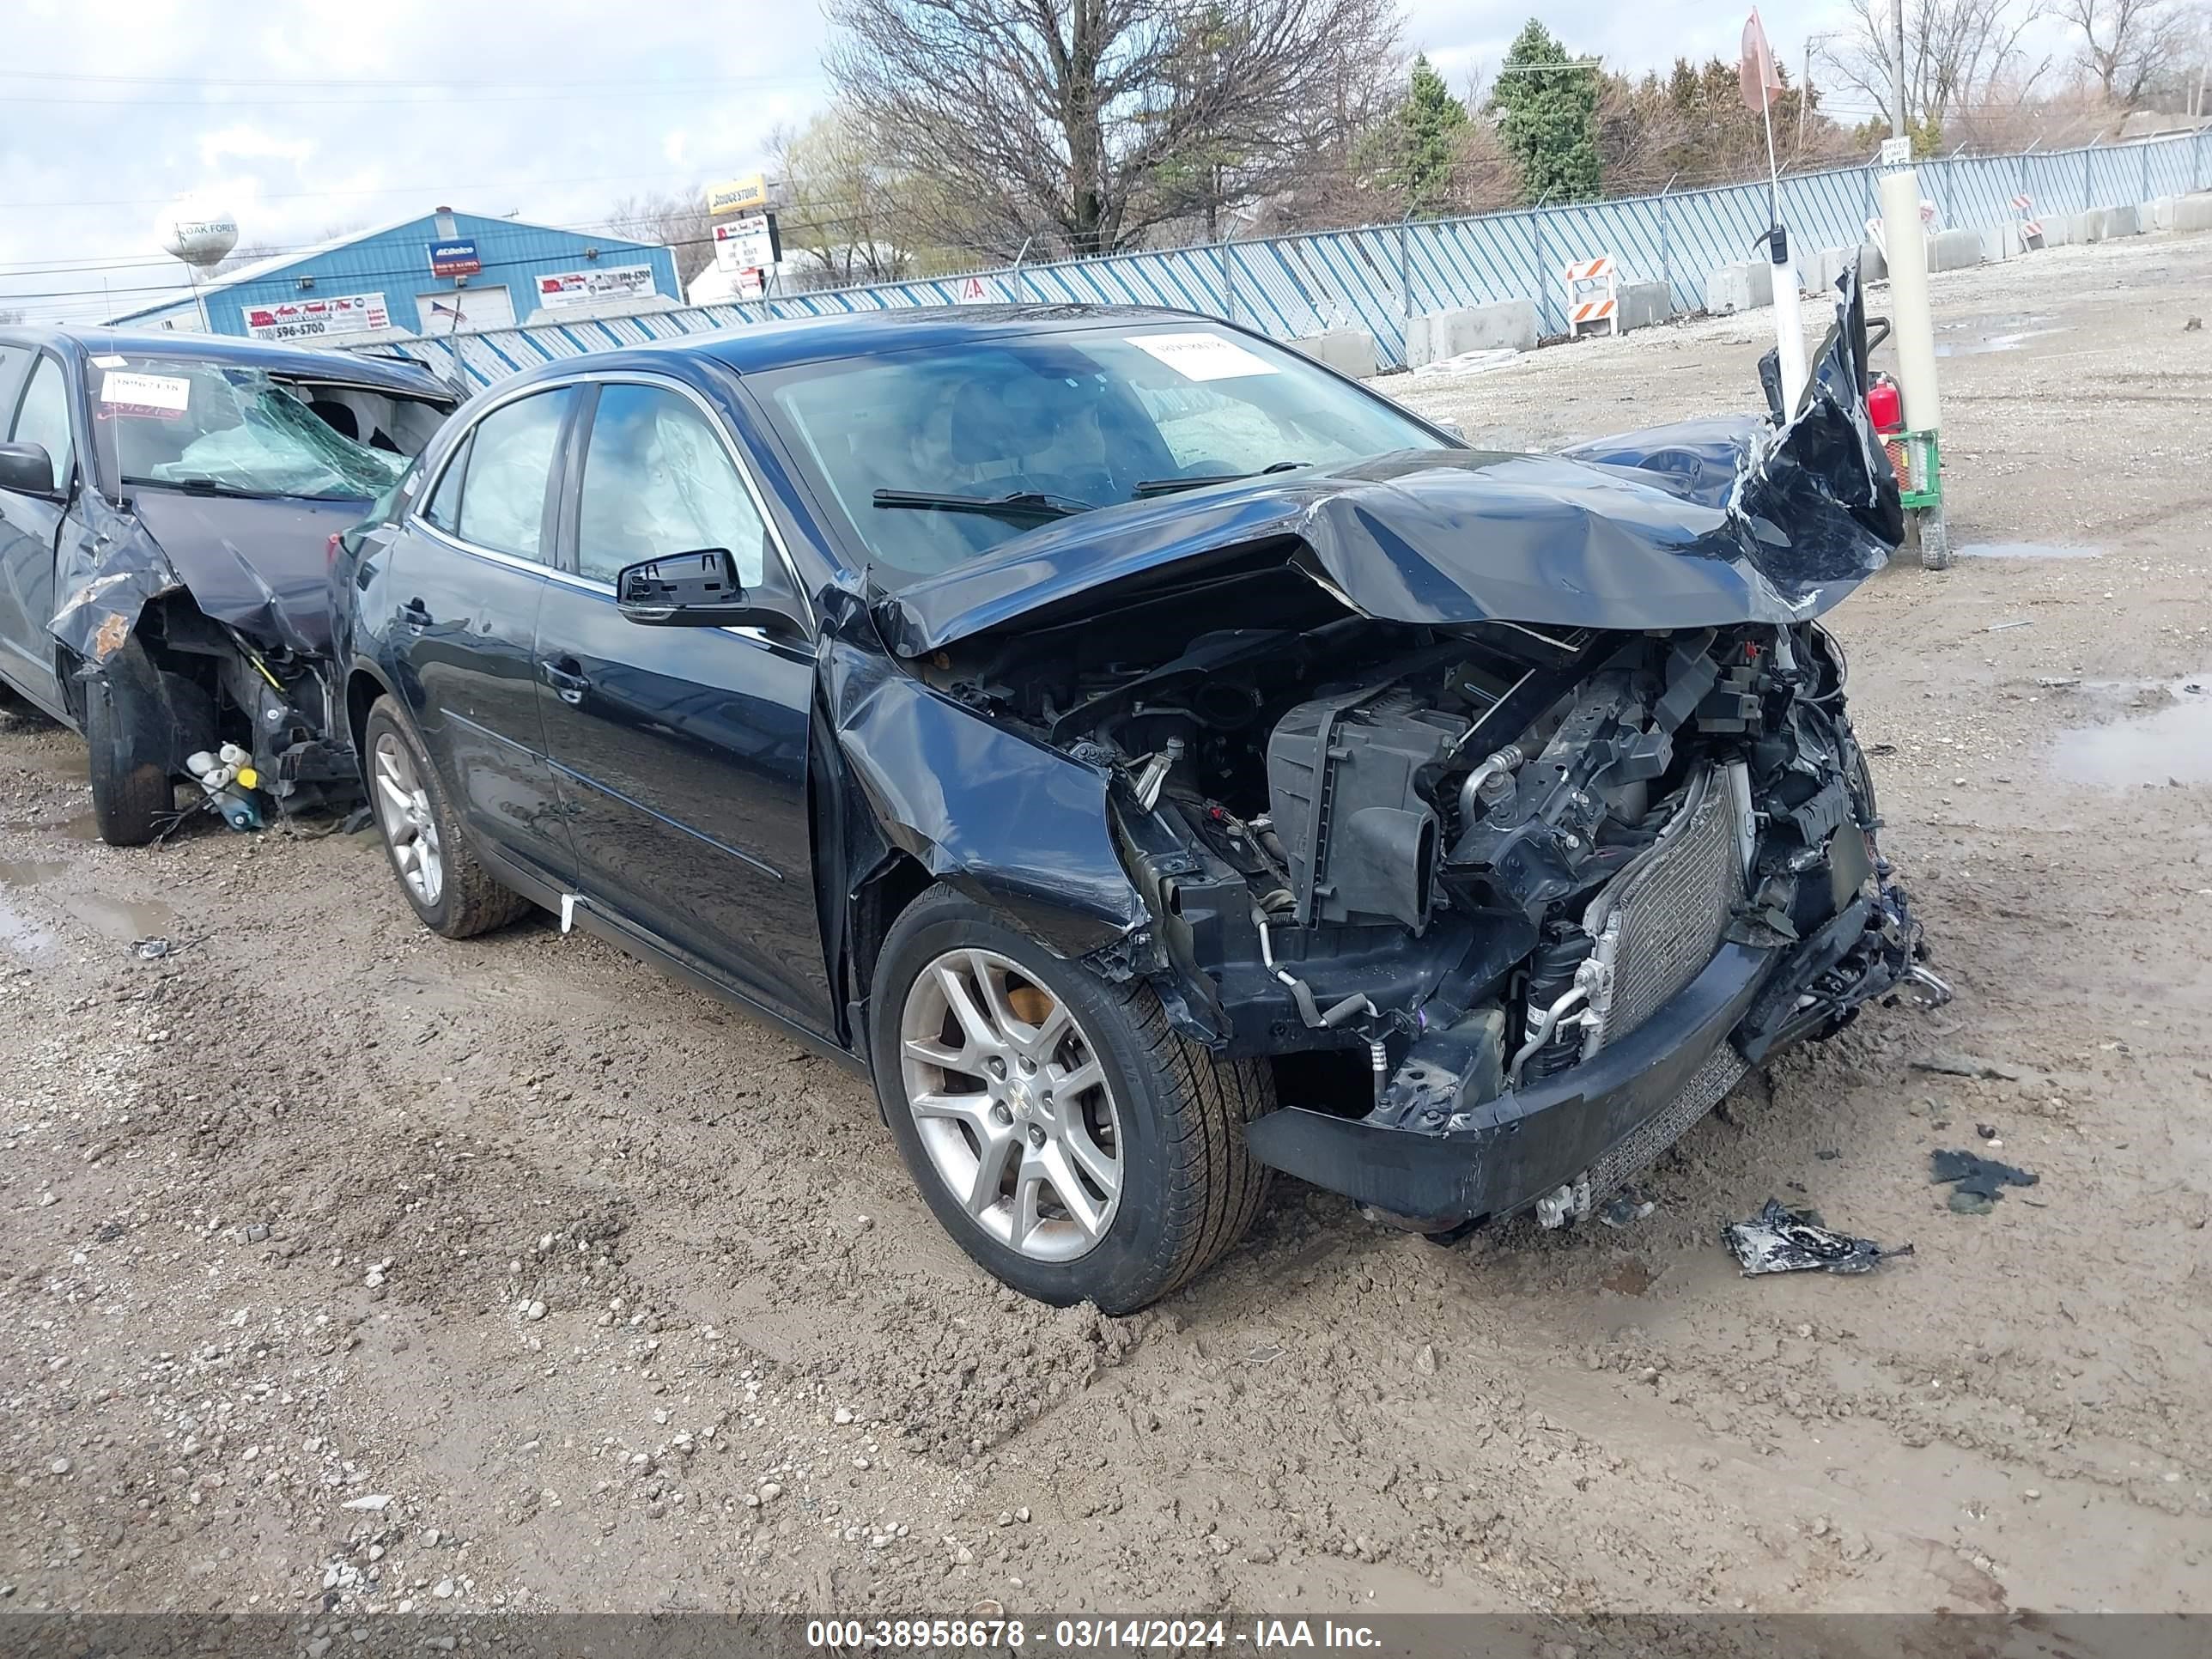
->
<box><xmin>532</xmin><ymin>376</ymin><xmax>831</xmax><ymax>1034</ymax></box>
<box><xmin>0</xmin><ymin>350</ymin><xmax>78</xmax><ymax>716</ymax></box>
<box><xmin>388</xmin><ymin>384</ymin><xmax>579</xmax><ymax>890</ymax></box>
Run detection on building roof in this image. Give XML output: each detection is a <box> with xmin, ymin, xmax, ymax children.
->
<box><xmin>106</xmin><ymin>208</ymin><xmax>666</xmax><ymax>325</ymax></box>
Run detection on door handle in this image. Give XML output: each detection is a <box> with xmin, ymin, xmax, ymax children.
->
<box><xmin>540</xmin><ymin>656</ymin><xmax>591</xmax><ymax>705</ymax></box>
<box><xmin>398</xmin><ymin>598</ymin><xmax>433</xmax><ymax>630</ymax></box>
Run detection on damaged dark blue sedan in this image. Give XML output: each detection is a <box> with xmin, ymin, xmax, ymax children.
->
<box><xmin>331</xmin><ymin>281</ymin><xmax>1946</xmax><ymax>1312</ymax></box>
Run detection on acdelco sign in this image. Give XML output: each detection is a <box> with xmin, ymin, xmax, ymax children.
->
<box><xmin>427</xmin><ymin>238</ymin><xmax>482</xmax><ymax>277</ymax></box>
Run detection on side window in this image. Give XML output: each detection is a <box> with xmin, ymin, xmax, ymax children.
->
<box><xmin>421</xmin><ymin>432</ymin><xmax>471</xmax><ymax>531</ymax></box>
<box><xmin>453</xmin><ymin>388</ymin><xmax>571</xmax><ymax>561</ymax></box>
<box><xmin>10</xmin><ymin>356</ymin><xmax>75</xmax><ymax>492</ymax></box>
<box><xmin>0</xmin><ymin>346</ymin><xmax>33</xmax><ymax>428</ymax></box>
<box><xmin>575</xmin><ymin>384</ymin><xmax>770</xmax><ymax>588</ymax></box>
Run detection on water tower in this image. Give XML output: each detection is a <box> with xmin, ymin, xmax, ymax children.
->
<box><xmin>156</xmin><ymin>199</ymin><xmax>240</xmax><ymax>332</ymax></box>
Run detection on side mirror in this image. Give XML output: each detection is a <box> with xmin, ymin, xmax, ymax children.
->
<box><xmin>614</xmin><ymin>547</ymin><xmax>777</xmax><ymax>629</ymax></box>
<box><xmin>0</xmin><ymin>442</ymin><xmax>59</xmax><ymax>499</ymax></box>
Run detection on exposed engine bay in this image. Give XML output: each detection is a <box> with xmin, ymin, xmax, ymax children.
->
<box><xmin>917</xmin><ymin>570</ymin><xmax>1938</xmax><ymax>1222</ymax></box>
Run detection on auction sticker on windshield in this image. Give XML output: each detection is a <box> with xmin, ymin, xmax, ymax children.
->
<box><xmin>98</xmin><ymin>371</ymin><xmax>191</xmax><ymax>419</ymax></box>
<box><xmin>1125</xmin><ymin>331</ymin><xmax>1279</xmax><ymax>382</ymax></box>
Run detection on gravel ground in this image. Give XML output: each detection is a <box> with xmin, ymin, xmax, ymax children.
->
<box><xmin>3</xmin><ymin>228</ymin><xmax>2209</xmax><ymax>1620</ymax></box>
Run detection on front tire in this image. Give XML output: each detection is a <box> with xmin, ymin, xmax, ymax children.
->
<box><xmin>362</xmin><ymin>697</ymin><xmax>529</xmax><ymax>939</ymax></box>
<box><xmin>870</xmin><ymin>885</ymin><xmax>1273</xmax><ymax>1313</ymax></box>
<box><xmin>85</xmin><ymin>645</ymin><xmax>174</xmax><ymax>848</ymax></box>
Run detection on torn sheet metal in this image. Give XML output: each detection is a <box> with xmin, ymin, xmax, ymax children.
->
<box><xmin>1723</xmin><ymin>1198</ymin><xmax>1911</xmax><ymax>1275</ymax></box>
<box><xmin>47</xmin><ymin>494</ymin><xmax>185</xmax><ymax>665</ymax></box>
<box><xmin>879</xmin><ymin>275</ymin><xmax>1900</xmax><ymax>656</ymax></box>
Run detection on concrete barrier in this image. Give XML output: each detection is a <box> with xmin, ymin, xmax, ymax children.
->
<box><xmin>2105</xmin><ymin>204</ymin><xmax>2145</xmax><ymax>237</ymax></box>
<box><xmin>1705</xmin><ymin>260</ymin><xmax>1772</xmax><ymax>314</ymax></box>
<box><xmin>2174</xmin><ymin>193</ymin><xmax>2212</xmax><ymax>233</ymax></box>
<box><xmin>2068</xmin><ymin>209</ymin><xmax>2110</xmax><ymax>244</ymax></box>
<box><xmin>2151</xmin><ymin>196</ymin><xmax>2177</xmax><ymax>230</ymax></box>
<box><xmin>1978</xmin><ymin>222</ymin><xmax>2022</xmax><ymax>263</ymax></box>
<box><xmin>1617</xmin><ymin>281</ymin><xmax>1674</xmax><ymax>331</ymax></box>
<box><xmin>1925</xmin><ymin>228</ymin><xmax>1984</xmax><ymax>272</ymax></box>
<box><xmin>1812</xmin><ymin>243</ymin><xmax>1884</xmax><ymax>293</ymax></box>
<box><xmin>1293</xmin><ymin>327</ymin><xmax>1377</xmax><ymax>379</ymax></box>
<box><xmin>1405</xmin><ymin>300</ymin><xmax>1540</xmax><ymax>365</ymax></box>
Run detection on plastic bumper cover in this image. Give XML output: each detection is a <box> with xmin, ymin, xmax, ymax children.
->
<box><xmin>1244</xmin><ymin>939</ymin><xmax>1780</xmax><ymax>1224</ymax></box>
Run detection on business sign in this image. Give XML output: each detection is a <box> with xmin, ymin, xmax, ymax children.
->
<box><xmin>428</xmin><ymin>238</ymin><xmax>481</xmax><ymax>277</ymax></box>
<box><xmin>705</xmin><ymin>173</ymin><xmax>769</xmax><ymax>216</ymax></box>
<box><xmin>712</xmin><ymin>212</ymin><xmax>780</xmax><ymax>273</ymax></box>
<box><xmin>536</xmin><ymin>264</ymin><xmax>658</xmax><ymax>310</ymax></box>
<box><xmin>243</xmin><ymin>291</ymin><xmax>391</xmax><ymax>342</ymax></box>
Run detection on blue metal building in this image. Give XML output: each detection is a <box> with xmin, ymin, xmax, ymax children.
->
<box><xmin>107</xmin><ymin>207</ymin><xmax>682</xmax><ymax>344</ymax></box>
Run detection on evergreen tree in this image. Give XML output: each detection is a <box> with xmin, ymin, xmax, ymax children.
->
<box><xmin>1490</xmin><ymin>20</ymin><xmax>1601</xmax><ymax>204</ymax></box>
<box><xmin>1388</xmin><ymin>54</ymin><xmax>1469</xmax><ymax>217</ymax></box>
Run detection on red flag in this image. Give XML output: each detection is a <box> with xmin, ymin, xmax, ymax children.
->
<box><xmin>1741</xmin><ymin>9</ymin><xmax>1784</xmax><ymax>114</ymax></box>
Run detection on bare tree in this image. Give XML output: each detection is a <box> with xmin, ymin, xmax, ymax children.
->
<box><xmin>767</xmin><ymin>109</ymin><xmax>918</xmax><ymax>288</ymax></box>
<box><xmin>603</xmin><ymin>191</ymin><xmax>715</xmax><ymax>288</ymax></box>
<box><xmin>1820</xmin><ymin>0</ymin><xmax>2051</xmax><ymax>134</ymax></box>
<box><xmin>826</xmin><ymin>0</ymin><xmax>1408</xmax><ymax>260</ymax></box>
<box><xmin>2059</xmin><ymin>0</ymin><xmax>2191</xmax><ymax>105</ymax></box>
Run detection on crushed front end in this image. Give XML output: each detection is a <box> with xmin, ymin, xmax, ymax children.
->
<box><xmin>882</xmin><ymin>273</ymin><xmax>1942</xmax><ymax>1231</ymax></box>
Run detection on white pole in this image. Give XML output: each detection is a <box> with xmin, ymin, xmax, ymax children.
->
<box><xmin>1762</xmin><ymin>97</ymin><xmax>1808</xmax><ymax>411</ymax></box>
<box><xmin>1878</xmin><ymin>167</ymin><xmax>1941</xmax><ymax>434</ymax></box>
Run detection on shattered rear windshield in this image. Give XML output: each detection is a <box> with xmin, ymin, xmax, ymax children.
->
<box><xmin>91</xmin><ymin>357</ymin><xmax>410</xmax><ymax>501</ymax></box>
<box><xmin>755</xmin><ymin>325</ymin><xmax>1449</xmax><ymax>584</ymax></box>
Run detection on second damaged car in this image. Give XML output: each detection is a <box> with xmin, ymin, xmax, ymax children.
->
<box><xmin>0</xmin><ymin>327</ymin><xmax>455</xmax><ymax>842</ymax></box>
<box><xmin>335</xmin><ymin>282</ymin><xmax>1943</xmax><ymax>1312</ymax></box>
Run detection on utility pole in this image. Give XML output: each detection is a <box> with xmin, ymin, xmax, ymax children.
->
<box><xmin>1887</xmin><ymin>0</ymin><xmax>1910</xmax><ymax>139</ymax></box>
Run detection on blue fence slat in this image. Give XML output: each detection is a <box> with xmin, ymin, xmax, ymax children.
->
<box><xmin>350</xmin><ymin>133</ymin><xmax>2203</xmax><ymax>381</ymax></box>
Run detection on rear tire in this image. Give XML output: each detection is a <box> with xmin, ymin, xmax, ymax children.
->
<box><xmin>870</xmin><ymin>884</ymin><xmax>1273</xmax><ymax>1312</ymax></box>
<box><xmin>85</xmin><ymin>648</ymin><xmax>174</xmax><ymax>848</ymax></box>
<box><xmin>362</xmin><ymin>697</ymin><xmax>529</xmax><ymax>939</ymax></box>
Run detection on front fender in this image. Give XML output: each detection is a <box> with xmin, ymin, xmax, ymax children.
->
<box><xmin>822</xmin><ymin>636</ymin><xmax>1148</xmax><ymax>958</ymax></box>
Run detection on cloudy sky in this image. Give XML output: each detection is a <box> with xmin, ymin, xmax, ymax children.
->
<box><xmin>3</xmin><ymin>0</ymin><xmax>1876</xmax><ymax>325</ymax></box>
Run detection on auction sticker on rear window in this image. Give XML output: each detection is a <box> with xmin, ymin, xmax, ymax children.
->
<box><xmin>99</xmin><ymin>371</ymin><xmax>192</xmax><ymax>419</ymax></box>
<box><xmin>1125</xmin><ymin>331</ymin><xmax>1279</xmax><ymax>382</ymax></box>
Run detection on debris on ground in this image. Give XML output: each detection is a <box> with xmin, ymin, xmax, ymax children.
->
<box><xmin>130</xmin><ymin>937</ymin><xmax>177</xmax><ymax>960</ymax></box>
<box><xmin>1723</xmin><ymin>1200</ymin><xmax>1911</xmax><ymax>1276</ymax></box>
<box><xmin>1930</xmin><ymin>1148</ymin><xmax>2039</xmax><ymax>1214</ymax></box>
<box><xmin>1987</xmin><ymin>619</ymin><xmax>2034</xmax><ymax>633</ymax></box>
<box><xmin>1600</xmin><ymin>1188</ymin><xmax>1656</xmax><ymax>1228</ymax></box>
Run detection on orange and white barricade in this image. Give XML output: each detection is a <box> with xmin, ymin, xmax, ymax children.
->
<box><xmin>1561</xmin><ymin>255</ymin><xmax>1618</xmax><ymax>337</ymax></box>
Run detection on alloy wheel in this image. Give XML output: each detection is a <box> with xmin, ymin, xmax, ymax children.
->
<box><xmin>372</xmin><ymin>732</ymin><xmax>445</xmax><ymax>908</ymax></box>
<box><xmin>897</xmin><ymin>948</ymin><xmax>1123</xmax><ymax>1262</ymax></box>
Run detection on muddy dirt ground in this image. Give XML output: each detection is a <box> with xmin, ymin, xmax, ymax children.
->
<box><xmin>3</xmin><ymin>230</ymin><xmax>2209</xmax><ymax>1622</ymax></box>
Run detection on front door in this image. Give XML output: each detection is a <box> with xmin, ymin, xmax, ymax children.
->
<box><xmin>391</xmin><ymin>385</ymin><xmax>577</xmax><ymax>890</ymax></box>
<box><xmin>0</xmin><ymin>353</ymin><xmax>76</xmax><ymax>716</ymax></box>
<box><xmin>532</xmin><ymin>379</ymin><xmax>831</xmax><ymax>1035</ymax></box>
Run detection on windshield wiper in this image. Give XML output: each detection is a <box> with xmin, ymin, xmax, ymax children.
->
<box><xmin>872</xmin><ymin>488</ymin><xmax>1094</xmax><ymax>523</ymax></box>
<box><xmin>1131</xmin><ymin>459</ymin><xmax>1310</xmax><ymax>499</ymax></box>
<box><xmin>131</xmin><ymin>475</ymin><xmax>276</xmax><ymax>499</ymax></box>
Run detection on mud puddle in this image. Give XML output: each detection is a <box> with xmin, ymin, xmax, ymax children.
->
<box><xmin>2051</xmin><ymin>673</ymin><xmax>2212</xmax><ymax>787</ymax></box>
<box><xmin>1934</xmin><ymin>314</ymin><xmax>2066</xmax><ymax>358</ymax></box>
<box><xmin>0</xmin><ymin>855</ymin><xmax>179</xmax><ymax>942</ymax></box>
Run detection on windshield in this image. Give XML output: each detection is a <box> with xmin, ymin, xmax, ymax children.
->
<box><xmin>92</xmin><ymin>356</ymin><xmax>412</xmax><ymax>501</ymax></box>
<box><xmin>757</xmin><ymin>325</ymin><xmax>1448</xmax><ymax>584</ymax></box>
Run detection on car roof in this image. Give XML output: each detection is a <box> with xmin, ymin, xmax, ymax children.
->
<box><xmin>0</xmin><ymin>324</ymin><xmax>453</xmax><ymax>398</ymax></box>
<box><xmin>635</xmin><ymin>303</ymin><xmax>1218</xmax><ymax>375</ymax></box>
